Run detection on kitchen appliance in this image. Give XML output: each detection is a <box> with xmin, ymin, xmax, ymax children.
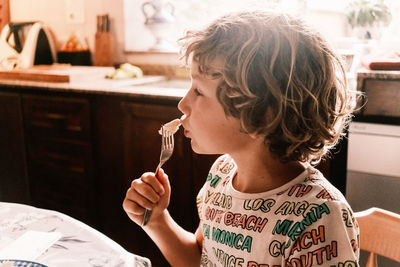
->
<box><xmin>0</xmin><ymin>21</ymin><xmax>57</xmax><ymax>70</ymax></box>
<box><xmin>346</xmin><ymin>121</ymin><xmax>400</xmax><ymax>266</ymax></box>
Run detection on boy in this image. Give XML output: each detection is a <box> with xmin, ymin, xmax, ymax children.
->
<box><xmin>123</xmin><ymin>11</ymin><xmax>360</xmax><ymax>266</ymax></box>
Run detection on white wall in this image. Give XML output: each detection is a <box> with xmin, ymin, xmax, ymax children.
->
<box><xmin>10</xmin><ymin>0</ymin><xmax>126</xmax><ymax>63</ymax></box>
<box><xmin>9</xmin><ymin>0</ymin><xmax>361</xmax><ymax>65</ymax></box>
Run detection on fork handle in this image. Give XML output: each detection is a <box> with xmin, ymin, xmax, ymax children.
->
<box><xmin>142</xmin><ymin>209</ymin><xmax>152</xmax><ymax>226</ymax></box>
<box><xmin>142</xmin><ymin>164</ymin><xmax>162</xmax><ymax>226</ymax></box>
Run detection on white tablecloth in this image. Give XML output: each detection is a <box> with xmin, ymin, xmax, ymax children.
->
<box><xmin>0</xmin><ymin>202</ymin><xmax>151</xmax><ymax>267</ymax></box>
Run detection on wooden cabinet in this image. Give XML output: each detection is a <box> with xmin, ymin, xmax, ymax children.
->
<box><xmin>22</xmin><ymin>94</ymin><xmax>96</xmax><ymax>226</ymax></box>
<box><xmin>91</xmin><ymin>96</ymin><xmax>216</xmax><ymax>267</ymax></box>
<box><xmin>121</xmin><ymin>102</ymin><xmax>196</xmax><ymax>227</ymax></box>
<box><xmin>94</xmin><ymin>101</ymin><xmax>213</xmax><ymax>266</ymax></box>
<box><xmin>0</xmin><ymin>92</ymin><xmax>29</xmax><ymax>203</ymax></box>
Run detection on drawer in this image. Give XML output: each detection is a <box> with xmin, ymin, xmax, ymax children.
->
<box><xmin>27</xmin><ymin>137</ymin><xmax>93</xmax><ymax>176</ymax></box>
<box><xmin>361</xmin><ymin>79</ymin><xmax>400</xmax><ymax>117</ymax></box>
<box><xmin>23</xmin><ymin>95</ymin><xmax>91</xmax><ymax>141</ymax></box>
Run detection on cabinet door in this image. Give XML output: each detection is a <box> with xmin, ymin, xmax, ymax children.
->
<box><xmin>0</xmin><ymin>92</ymin><xmax>29</xmax><ymax>203</ymax></box>
<box><xmin>22</xmin><ymin>94</ymin><xmax>95</xmax><ymax>226</ymax></box>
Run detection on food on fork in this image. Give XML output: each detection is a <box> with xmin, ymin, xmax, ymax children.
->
<box><xmin>158</xmin><ymin>118</ymin><xmax>182</xmax><ymax>135</ymax></box>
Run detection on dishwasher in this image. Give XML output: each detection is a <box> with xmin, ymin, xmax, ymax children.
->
<box><xmin>346</xmin><ymin>121</ymin><xmax>400</xmax><ymax>267</ymax></box>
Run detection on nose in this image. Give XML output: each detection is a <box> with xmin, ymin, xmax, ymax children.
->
<box><xmin>177</xmin><ymin>91</ymin><xmax>189</xmax><ymax>116</ymax></box>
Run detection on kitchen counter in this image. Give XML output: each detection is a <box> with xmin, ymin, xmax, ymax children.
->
<box><xmin>0</xmin><ymin>66</ymin><xmax>190</xmax><ymax>100</ymax></box>
<box><xmin>356</xmin><ymin>68</ymin><xmax>400</xmax><ymax>91</ymax></box>
<box><xmin>2</xmin><ymin>66</ymin><xmax>399</xmax><ymax>96</ymax></box>
<box><xmin>357</xmin><ymin>68</ymin><xmax>400</xmax><ymax>79</ymax></box>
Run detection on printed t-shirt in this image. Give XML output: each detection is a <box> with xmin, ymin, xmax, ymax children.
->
<box><xmin>197</xmin><ymin>154</ymin><xmax>360</xmax><ymax>267</ymax></box>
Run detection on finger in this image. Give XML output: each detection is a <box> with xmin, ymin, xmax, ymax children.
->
<box><xmin>125</xmin><ymin>186</ymin><xmax>156</xmax><ymax>210</ymax></box>
<box><xmin>141</xmin><ymin>172</ymin><xmax>165</xmax><ymax>196</ymax></box>
<box><xmin>157</xmin><ymin>168</ymin><xmax>171</xmax><ymax>197</ymax></box>
<box><xmin>132</xmin><ymin>178</ymin><xmax>161</xmax><ymax>204</ymax></box>
<box><xmin>122</xmin><ymin>196</ymin><xmax>146</xmax><ymax>216</ymax></box>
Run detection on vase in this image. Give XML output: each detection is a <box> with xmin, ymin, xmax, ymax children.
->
<box><xmin>142</xmin><ymin>0</ymin><xmax>176</xmax><ymax>52</ymax></box>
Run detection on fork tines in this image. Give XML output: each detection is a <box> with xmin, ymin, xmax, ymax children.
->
<box><xmin>161</xmin><ymin>126</ymin><xmax>173</xmax><ymax>149</ymax></box>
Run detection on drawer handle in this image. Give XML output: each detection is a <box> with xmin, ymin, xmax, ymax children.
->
<box><xmin>43</xmin><ymin>112</ymin><xmax>68</xmax><ymax>120</ymax></box>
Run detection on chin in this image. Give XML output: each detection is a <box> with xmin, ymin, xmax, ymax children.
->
<box><xmin>190</xmin><ymin>142</ymin><xmax>220</xmax><ymax>155</ymax></box>
<box><xmin>190</xmin><ymin>142</ymin><xmax>204</xmax><ymax>154</ymax></box>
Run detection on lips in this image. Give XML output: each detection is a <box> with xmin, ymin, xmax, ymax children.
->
<box><xmin>179</xmin><ymin>114</ymin><xmax>191</xmax><ymax>138</ymax></box>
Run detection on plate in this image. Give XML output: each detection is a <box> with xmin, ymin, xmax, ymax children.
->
<box><xmin>0</xmin><ymin>260</ymin><xmax>47</xmax><ymax>267</ymax></box>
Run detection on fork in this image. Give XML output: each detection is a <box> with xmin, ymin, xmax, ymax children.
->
<box><xmin>142</xmin><ymin>125</ymin><xmax>175</xmax><ymax>226</ymax></box>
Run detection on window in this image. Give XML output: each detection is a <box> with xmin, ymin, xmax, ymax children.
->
<box><xmin>123</xmin><ymin>0</ymin><xmax>399</xmax><ymax>53</ymax></box>
<box><xmin>124</xmin><ymin>0</ymin><xmax>308</xmax><ymax>52</ymax></box>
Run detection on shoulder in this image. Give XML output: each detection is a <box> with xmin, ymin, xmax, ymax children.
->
<box><xmin>197</xmin><ymin>154</ymin><xmax>236</xmax><ymax>194</ymax></box>
<box><xmin>277</xmin><ymin>166</ymin><xmax>356</xmax><ymax>227</ymax></box>
<box><xmin>283</xmin><ymin>168</ymin><xmax>360</xmax><ymax>263</ymax></box>
<box><xmin>209</xmin><ymin>154</ymin><xmax>236</xmax><ymax>175</ymax></box>
<box><xmin>301</xmin><ymin>166</ymin><xmax>348</xmax><ymax>204</ymax></box>
<box><xmin>292</xmin><ymin>167</ymin><xmax>359</xmax><ymax>242</ymax></box>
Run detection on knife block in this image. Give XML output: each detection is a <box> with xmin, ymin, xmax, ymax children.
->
<box><xmin>94</xmin><ymin>32</ymin><xmax>113</xmax><ymax>66</ymax></box>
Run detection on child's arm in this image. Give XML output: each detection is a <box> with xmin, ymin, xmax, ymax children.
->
<box><xmin>123</xmin><ymin>168</ymin><xmax>202</xmax><ymax>266</ymax></box>
<box><xmin>143</xmin><ymin>211</ymin><xmax>203</xmax><ymax>266</ymax></box>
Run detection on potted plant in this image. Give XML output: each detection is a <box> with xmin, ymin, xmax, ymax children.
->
<box><xmin>346</xmin><ymin>0</ymin><xmax>392</xmax><ymax>39</ymax></box>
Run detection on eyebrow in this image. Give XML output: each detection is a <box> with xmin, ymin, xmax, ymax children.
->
<box><xmin>191</xmin><ymin>69</ymin><xmax>222</xmax><ymax>82</ymax></box>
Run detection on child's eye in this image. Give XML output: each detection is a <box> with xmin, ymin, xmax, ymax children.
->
<box><xmin>193</xmin><ymin>88</ymin><xmax>203</xmax><ymax>96</ymax></box>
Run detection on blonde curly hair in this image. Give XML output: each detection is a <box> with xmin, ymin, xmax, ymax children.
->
<box><xmin>179</xmin><ymin>11</ymin><xmax>357</xmax><ymax>164</ymax></box>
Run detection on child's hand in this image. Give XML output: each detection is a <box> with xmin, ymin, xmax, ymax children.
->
<box><xmin>123</xmin><ymin>168</ymin><xmax>171</xmax><ymax>226</ymax></box>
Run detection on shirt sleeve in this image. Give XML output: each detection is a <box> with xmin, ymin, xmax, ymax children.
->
<box><xmin>285</xmin><ymin>200</ymin><xmax>360</xmax><ymax>266</ymax></box>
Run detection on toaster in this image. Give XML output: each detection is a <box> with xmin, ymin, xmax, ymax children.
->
<box><xmin>0</xmin><ymin>21</ymin><xmax>57</xmax><ymax>70</ymax></box>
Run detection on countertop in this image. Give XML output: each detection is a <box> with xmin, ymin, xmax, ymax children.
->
<box><xmin>357</xmin><ymin>68</ymin><xmax>400</xmax><ymax>79</ymax></box>
<box><xmin>1</xmin><ymin>66</ymin><xmax>399</xmax><ymax>99</ymax></box>
<box><xmin>355</xmin><ymin>68</ymin><xmax>400</xmax><ymax>92</ymax></box>
<box><xmin>0</xmin><ymin>66</ymin><xmax>190</xmax><ymax>100</ymax></box>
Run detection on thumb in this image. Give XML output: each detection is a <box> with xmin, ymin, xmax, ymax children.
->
<box><xmin>157</xmin><ymin>168</ymin><xmax>171</xmax><ymax>197</ymax></box>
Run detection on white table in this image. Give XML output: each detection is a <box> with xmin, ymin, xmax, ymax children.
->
<box><xmin>0</xmin><ymin>202</ymin><xmax>151</xmax><ymax>267</ymax></box>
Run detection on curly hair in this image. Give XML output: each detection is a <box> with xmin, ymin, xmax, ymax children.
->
<box><xmin>179</xmin><ymin>11</ymin><xmax>357</xmax><ymax>164</ymax></box>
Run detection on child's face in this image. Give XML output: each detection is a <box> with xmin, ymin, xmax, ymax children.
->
<box><xmin>178</xmin><ymin>60</ymin><xmax>250</xmax><ymax>155</ymax></box>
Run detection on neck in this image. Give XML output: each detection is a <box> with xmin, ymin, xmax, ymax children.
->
<box><xmin>230</xmin><ymin>140</ymin><xmax>306</xmax><ymax>193</ymax></box>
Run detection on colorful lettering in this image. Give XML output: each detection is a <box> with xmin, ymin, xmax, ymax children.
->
<box><xmin>287</xmin><ymin>184</ymin><xmax>312</xmax><ymax>197</ymax></box>
<box><xmin>333</xmin><ymin>260</ymin><xmax>358</xmax><ymax>267</ymax></box>
<box><xmin>274</xmin><ymin>201</ymin><xmax>319</xmax><ymax>217</ymax></box>
<box><xmin>207</xmin><ymin>173</ymin><xmax>222</xmax><ymax>188</ymax></box>
<box><xmin>272</xmin><ymin>204</ymin><xmax>330</xmax><ymax>241</ymax></box>
<box><xmin>220</xmin><ymin>162</ymin><xmax>234</xmax><ymax>174</ymax></box>
<box><xmin>247</xmin><ymin>262</ymin><xmax>273</xmax><ymax>267</ymax></box>
<box><xmin>286</xmin><ymin>241</ymin><xmax>337</xmax><ymax>266</ymax></box>
<box><xmin>203</xmin><ymin>223</ymin><xmax>211</xmax><ymax>239</ymax></box>
<box><xmin>342</xmin><ymin>208</ymin><xmax>355</xmax><ymax>227</ymax></box>
<box><xmin>212</xmin><ymin>248</ymin><xmax>244</xmax><ymax>267</ymax></box>
<box><xmin>269</xmin><ymin>240</ymin><xmax>291</xmax><ymax>257</ymax></box>
<box><xmin>205</xmin><ymin>190</ymin><xmax>232</xmax><ymax>209</ymax></box>
<box><xmin>316</xmin><ymin>189</ymin><xmax>336</xmax><ymax>200</ymax></box>
<box><xmin>205</xmin><ymin>206</ymin><xmax>225</xmax><ymax>223</ymax></box>
<box><xmin>243</xmin><ymin>198</ymin><xmax>276</xmax><ymax>213</ymax></box>
<box><xmin>224</xmin><ymin>212</ymin><xmax>268</xmax><ymax>233</ymax></box>
<box><xmin>211</xmin><ymin>227</ymin><xmax>253</xmax><ymax>252</ymax></box>
<box><xmin>290</xmin><ymin>225</ymin><xmax>326</xmax><ymax>255</ymax></box>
